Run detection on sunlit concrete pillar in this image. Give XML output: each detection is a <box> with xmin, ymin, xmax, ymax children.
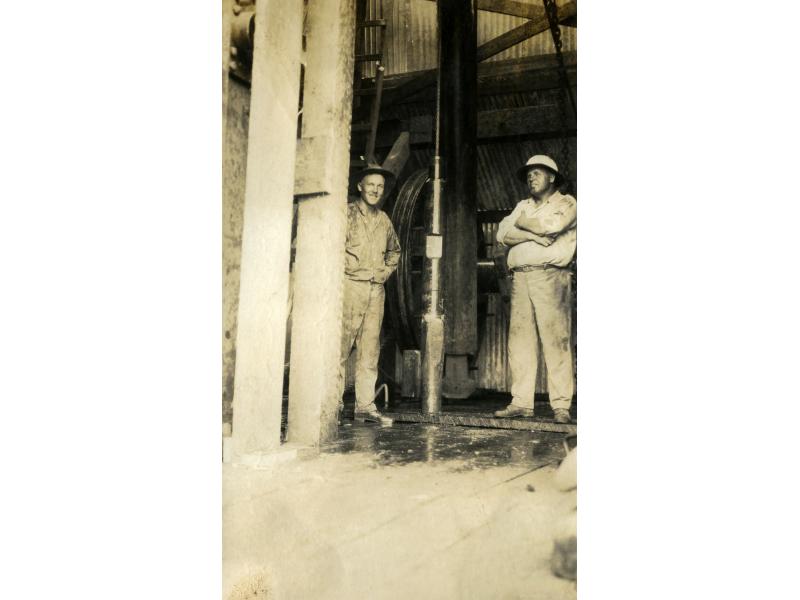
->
<box><xmin>231</xmin><ymin>0</ymin><xmax>304</xmax><ymax>457</ymax></box>
<box><xmin>288</xmin><ymin>0</ymin><xmax>357</xmax><ymax>446</ymax></box>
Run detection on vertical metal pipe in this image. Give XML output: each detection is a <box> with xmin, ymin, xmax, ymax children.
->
<box><xmin>420</xmin><ymin>156</ymin><xmax>445</xmax><ymax>414</ymax></box>
<box><xmin>419</xmin><ymin>5</ymin><xmax>447</xmax><ymax>414</ymax></box>
<box><xmin>365</xmin><ymin>64</ymin><xmax>385</xmax><ymax>163</ymax></box>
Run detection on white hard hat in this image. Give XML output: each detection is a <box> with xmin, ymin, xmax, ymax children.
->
<box><xmin>517</xmin><ymin>154</ymin><xmax>563</xmax><ymax>185</ymax></box>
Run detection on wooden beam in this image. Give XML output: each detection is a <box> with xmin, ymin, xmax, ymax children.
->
<box><xmin>356</xmin><ymin>52</ymin><xmax>576</xmax><ymax>100</ymax></box>
<box><xmin>474</xmin><ymin>52</ymin><xmax>576</xmax><ymax>95</ymax></box>
<box><xmin>376</xmin><ymin>1</ymin><xmax>576</xmax><ymax>107</ymax></box>
<box><xmin>352</xmin><ymin>103</ymin><xmax>576</xmax><ymax>148</ymax></box>
<box><xmin>478</xmin><ymin>0</ymin><xmax>544</xmax><ymax>19</ymax></box>
<box><xmin>288</xmin><ymin>0</ymin><xmax>357</xmax><ymax>447</ymax></box>
<box><xmin>477</xmin><ymin>0</ymin><xmax>576</xmax><ymax>62</ymax></box>
<box><xmin>478</xmin><ymin>103</ymin><xmax>575</xmax><ymax>138</ymax></box>
<box><xmin>293</xmin><ymin>135</ymin><xmax>334</xmax><ymax>197</ymax></box>
<box><xmin>439</xmin><ymin>0</ymin><xmax>480</xmax><ymax>358</ymax></box>
<box><xmin>422</xmin><ymin>0</ymin><xmax>543</xmax><ymax>20</ymax></box>
<box><xmin>384</xmin><ymin>410</ymin><xmax>577</xmax><ymax>433</ymax></box>
<box><xmin>377</xmin><ymin>69</ymin><xmax>437</xmax><ymax>109</ymax></box>
<box><xmin>420</xmin><ymin>1</ymin><xmax>577</xmax><ymax>26</ymax></box>
<box><xmin>231</xmin><ymin>0</ymin><xmax>304</xmax><ymax>457</ymax></box>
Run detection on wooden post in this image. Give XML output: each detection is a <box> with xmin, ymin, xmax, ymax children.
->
<box><xmin>288</xmin><ymin>0</ymin><xmax>357</xmax><ymax>446</ymax></box>
<box><xmin>221</xmin><ymin>0</ymin><xmax>241</xmax><ymax>427</ymax></box>
<box><xmin>222</xmin><ymin>0</ymin><xmax>231</xmax><ymax>141</ymax></box>
<box><xmin>437</xmin><ymin>0</ymin><xmax>479</xmax><ymax>359</ymax></box>
<box><xmin>230</xmin><ymin>0</ymin><xmax>304</xmax><ymax>457</ymax></box>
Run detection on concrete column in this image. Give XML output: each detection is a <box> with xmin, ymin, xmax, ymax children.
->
<box><xmin>231</xmin><ymin>0</ymin><xmax>304</xmax><ymax>456</ymax></box>
<box><xmin>288</xmin><ymin>0</ymin><xmax>357</xmax><ymax>446</ymax></box>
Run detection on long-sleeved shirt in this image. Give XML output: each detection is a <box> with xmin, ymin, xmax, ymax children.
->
<box><xmin>344</xmin><ymin>200</ymin><xmax>401</xmax><ymax>283</ymax></box>
<box><xmin>497</xmin><ymin>191</ymin><xmax>577</xmax><ymax>269</ymax></box>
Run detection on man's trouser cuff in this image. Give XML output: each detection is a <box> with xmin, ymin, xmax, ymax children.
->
<box><xmin>550</xmin><ymin>398</ymin><xmax>572</xmax><ymax>410</ymax></box>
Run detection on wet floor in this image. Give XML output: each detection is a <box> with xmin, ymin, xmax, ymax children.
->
<box><xmin>322</xmin><ymin>421</ymin><xmax>569</xmax><ymax>471</ymax></box>
<box><xmin>225</xmin><ymin>419</ymin><xmax>578</xmax><ymax>600</ymax></box>
<box><xmin>391</xmin><ymin>394</ymin><xmax>578</xmax><ymax>422</ymax></box>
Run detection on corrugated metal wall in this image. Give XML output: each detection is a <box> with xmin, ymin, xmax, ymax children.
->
<box><xmin>382</xmin><ymin>0</ymin><xmax>576</xmax><ymax>76</ymax></box>
<box><xmin>357</xmin><ymin>0</ymin><xmax>386</xmax><ymax>79</ymax></box>
<box><xmin>476</xmin><ymin>223</ymin><xmax>550</xmax><ymax>393</ymax></box>
<box><xmin>405</xmin><ymin>136</ymin><xmax>576</xmax><ymax>213</ymax></box>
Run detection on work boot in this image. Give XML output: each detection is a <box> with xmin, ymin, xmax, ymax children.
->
<box><xmin>354</xmin><ymin>409</ymin><xmax>393</xmax><ymax>426</ymax></box>
<box><xmin>553</xmin><ymin>408</ymin><xmax>571</xmax><ymax>424</ymax></box>
<box><xmin>494</xmin><ymin>404</ymin><xmax>534</xmax><ymax>418</ymax></box>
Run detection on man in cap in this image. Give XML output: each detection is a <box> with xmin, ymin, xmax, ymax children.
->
<box><xmin>495</xmin><ymin>155</ymin><xmax>577</xmax><ymax>424</ymax></box>
<box><xmin>337</xmin><ymin>164</ymin><xmax>401</xmax><ymax>425</ymax></box>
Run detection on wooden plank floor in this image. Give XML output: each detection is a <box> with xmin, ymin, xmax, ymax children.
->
<box><xmin>384</xmin><ymin>410</ymin><xmax>577</xmax><ymax>433</ymax></box>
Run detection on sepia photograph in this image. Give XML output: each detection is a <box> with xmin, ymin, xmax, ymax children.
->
<box><xmin>6</xmin><ymin>1</ymin><xmax>800</xmax><ymax>599</ymax></box>
<box><xmin>222</xmin><ymin>1</ymin><xmax>578</xmax><ymax>597</ymax></box>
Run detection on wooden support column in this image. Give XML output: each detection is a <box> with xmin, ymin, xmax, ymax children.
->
<box><xmin>231</xmin><ymin>0</ymin><xmax>304</xmax><ymax>457</ymax></box>
<box><xmin>288</xmin><ymin>0</ymin><xmax>357</xmax><ymax>446</ymax></box>
<box><xmin>439</xmin><ymin>0</ymin><xmax>479</xmax><ymax>356</ymax></box>
<box><xmin>422</xmin><ymin>0</ymin><xmax>543</xmax><ymax>20</ymax></box>
<box><xmin>222</xmin><ymin>0</ymin><xmax>232</xmax><ymax>141</ymax></box>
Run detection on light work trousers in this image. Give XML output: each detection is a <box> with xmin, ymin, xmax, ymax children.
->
<box><xmin>339</xmin><ymin>279</ymin><xmax>385</xmax><ymax>412</ymax></box>
<box><xmin>508</xmin><ymin>268</ymin><xmax>574</xmax><ymax>411</ymax></box>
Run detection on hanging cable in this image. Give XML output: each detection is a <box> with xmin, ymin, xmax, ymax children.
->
<box><xmin>542</xmin><ymin>0</ymin><xmax>575</xmax><ymax>194</ymax></box>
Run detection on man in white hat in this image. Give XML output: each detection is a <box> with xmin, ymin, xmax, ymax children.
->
<box><xmin>494</xmin><ymin>155</ymin><xmax>577</xmax><ymax>424</ymax></box>
<box><xmin>337</xmin><ymin>164</ymin><xmax>401</xmax><ymax>425</ymax></box>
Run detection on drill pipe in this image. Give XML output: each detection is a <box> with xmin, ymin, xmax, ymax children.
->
<box><xmin>420</xmin><ymin>156</ymin><xmax>445</xmax><ymax>414</ymax></box>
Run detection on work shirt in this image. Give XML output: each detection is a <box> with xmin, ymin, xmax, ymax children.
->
<box><xmin>344</xmin><ymin>200</ymin><xmax>401</xmax><ymax>283</ymax></box>
<box><xmin>497</xmin><ymin>191</ymin><xmax>577</xmax><ymax>269</ymax></box>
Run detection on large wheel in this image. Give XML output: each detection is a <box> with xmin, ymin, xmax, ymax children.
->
<box><xmin>386</xmin><ymin>169</ymin><xmax>493</xmax><ymax>356</ymax></box>
<box><xmin>386</xmin><ymin>168</ymin><xmax>429</xmax><ymax>351</ymax></box>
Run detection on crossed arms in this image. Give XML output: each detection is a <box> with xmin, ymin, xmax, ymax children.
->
<box><xmin>497</xmin><ymin>196</ymin><xmax>577</xmax><ymax>247</ymax></box>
